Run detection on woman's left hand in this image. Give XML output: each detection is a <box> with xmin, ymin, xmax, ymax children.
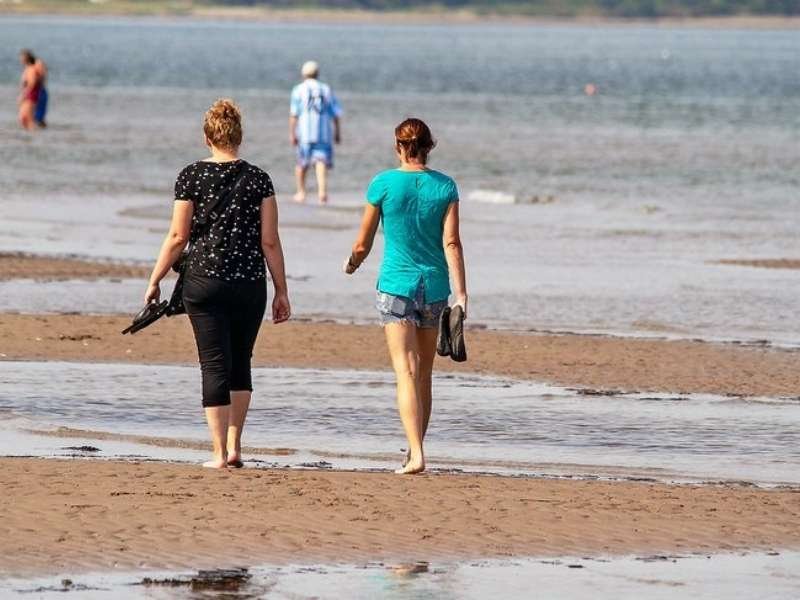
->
<box><xmin>144</xmin><ymin>282</ymin><xmax>161</xmax><ymax>304</ymax></box>
<box><xmin>454</xmin><ymin>295</ymin><xmax>468</xmax><ymax>320</ymax></box>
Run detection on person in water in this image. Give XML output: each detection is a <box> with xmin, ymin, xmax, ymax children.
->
<box><xmin>344</xmin><ymin>118</ymin><xmax>468</xmax><ymax>474</ymax></box>
<box><xmin>145</xmin><ymin>99</ymin><xmax>291</xmax><ymax>468</ymax></box>
<box><xmin>289</xmin><ymin>60</ymin><xmax>342</xmax><ymax>204</ymax></box>
<box><xmin>33</xmin><ymin>54</ymin><xmax>48</xmax><ymax>128</ymax></box>
<box><xmin>18</xmin><ymin>49</ymin><xmax>41</xmax><ymax>130</ymax></box>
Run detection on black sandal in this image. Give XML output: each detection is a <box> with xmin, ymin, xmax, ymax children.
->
<box><xmin>436</xmin><ymin>306</ymin><xmax>452</xmax><ymax>357</ymax></box>
<box><xmin>448</xmin><ymin>305</ymin><xmax>467</xmax><ymax>362</ymax></box>
<box><xmin>121</xmin><ymin>300</ymin><xmax>169</xmax><ymax>335</ymax></box>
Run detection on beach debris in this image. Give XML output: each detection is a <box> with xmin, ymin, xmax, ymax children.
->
<box><xmin>58</xmin><ymin>333</ymin><xmax>100</xmax><ymax>342</ymax></box>
<box><xmin>61</xmin><ymin>445</ymin><xmax>101</xmax><ymax>452</ymax></box>
<box><xmin>635</xmin><ymin>555</ymin><xmax>681</xmax><ymax>563</ymax></box>
<box><xmin>20</xmin><ymin>579</ymin><xmax>106</xmax><ymax>593</ymax></box>
<box><xmin>297</xmin><ymin>460</ymin><xmax>333</xmax><ymax>469</ymax></box>
<box><xmin>389</xmin><ymin>561</ymin><xmax>430</xmax><ymax>576</ymax></box>
<box><xmin>572</xmin><ymin>388</ymin><xmax>618</xmax><ymax>397</ymax></box>
<box><xmin>136</xmin><ymin>568</ymin><xmax>262</xmax><ymax>593</ymax></box>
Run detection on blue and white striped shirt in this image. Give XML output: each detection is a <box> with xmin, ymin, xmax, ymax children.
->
<box><xmin>290</xmin><ymin>79</ymin><xmax>343</xmax><ymax>146</ymax></box>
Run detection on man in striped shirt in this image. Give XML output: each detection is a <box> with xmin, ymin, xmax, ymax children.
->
<box><xmin>289</xmin><ymin>61</ymin><xmax>343</xmax><ymax>205</ymax></box>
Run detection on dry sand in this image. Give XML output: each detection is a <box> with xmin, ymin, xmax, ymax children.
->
<box><xmin>1</xmin><ymin>458</ymin><xmax>798</xmax><ymax>577</ymax></box>
<box><xmin>1</xmin><ymin>312</ymin><xmax>798</xmax><ymax>396</ymax></box>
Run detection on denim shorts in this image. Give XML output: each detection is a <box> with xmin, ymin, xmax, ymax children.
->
<box><xmin>296</xmin><ymin>142</ymin><xmax>333</xmax><ymax>168</ymax></box>
<box><xmin>376</xmin><ymin>284</ymin><xmax>448</xmax><ymax>329</ymax></box>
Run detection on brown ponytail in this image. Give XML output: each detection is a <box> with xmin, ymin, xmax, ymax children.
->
<box><xmin>203</xmin><ymin>98</ymin><xmax>243</xmax><ymax>151</ymax></box>
<box><xmin>395</xmin><ymin>118</ymin><xmax>436</xmax><ymax>164</ymax></box>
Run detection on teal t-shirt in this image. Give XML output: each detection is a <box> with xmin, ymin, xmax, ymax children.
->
<box><xmin>366</xmin><ymin>168</ymin><xmax>459</xmax><ymax>303</ymax></box>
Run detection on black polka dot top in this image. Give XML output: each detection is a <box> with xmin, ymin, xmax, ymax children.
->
<box><xmin>174</xmin><ymin>159</ymin><xmax>274</xmax><ymax>282</ymax></box>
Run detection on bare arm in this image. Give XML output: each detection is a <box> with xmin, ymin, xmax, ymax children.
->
<box><xmin>261</xmin><ymin>196</ymin><xmax>291</xmax><ymax>323</ymax></box>
<box><xmin>344</xmin><ymin>203</ymin><xmax>381</xmax><ymax>274</ymax></box>
<box><xmin>443</xmin><ymin>201</ymin><xmax>468</xmax><ymax>317</ymax></box>
<box><xmin>19</xmin><ymin>69</ymin><xmax>33</xmax><ymax>103</ymax></box>
<box><xmin>144</xmin><ymin>200</ymin><xmax>193</xmax><ymax>303</ymax></box>
<box><xmin>289</xmin><ymin>116</ymin><xmax>298</xmax><ymax>146</ymax></box>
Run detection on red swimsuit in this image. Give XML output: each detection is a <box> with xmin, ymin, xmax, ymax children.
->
<box><xmin>23</xmin><ymin>74</ymin><xmax>41</xmax><ymax>103</ymax></box>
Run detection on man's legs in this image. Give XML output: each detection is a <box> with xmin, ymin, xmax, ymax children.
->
<box><xmin>314</xmin><ymin>161</ymin><xmax>328</xmax><ymax>204</ymax></box>
<box><xmin>293</xmin><ymin>165</ymin><xmax>307</xmax><ymax>203</ymax></box>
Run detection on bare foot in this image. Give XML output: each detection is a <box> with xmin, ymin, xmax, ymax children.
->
<box><xmin>395</xmin><ymin>457</ymin><xmax>425</xmax><ymax>475</ymax></box>
<box><xmin>203</xmin><ymin>457</ymin><xmax>228</xmax><ymax>469</ymax></box>
<box><xmin>293</xmin><ymin>192</ymin><xmax>306</xmax><ymax>203</ymax></box>
<box><xmin>227</xmin><ymin>452</ymin><xmax>244</xmax><ymax>468</ymax></box>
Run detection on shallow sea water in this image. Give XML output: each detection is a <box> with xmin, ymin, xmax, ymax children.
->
<box><xmin>5</xmin><ymin>552</ymin><xmax>800</xmax><ymax>599</ymax></box>
<box><xmin>2</xmin><ymin>361</ymin><xmax>798</xmax><ymax>486</ymax></box>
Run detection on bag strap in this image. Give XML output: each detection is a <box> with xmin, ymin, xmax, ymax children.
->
<box><xmin>190</xmin><ymin>161</ymin><xmax>248</xmax><ymax>245</ymax></box>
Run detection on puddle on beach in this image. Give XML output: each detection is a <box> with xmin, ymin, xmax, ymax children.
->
<box><xmin>1</xmin><ymin>361</ymin><xmax>799</xmax><ymax>486</ymax></box>
<box><xmin>6</xmin><ymin>552</ymin><xmax>800</xmax><ymax>599</ymax></box>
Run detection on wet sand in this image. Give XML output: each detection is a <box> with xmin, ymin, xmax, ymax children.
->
<box><xmin>1</xmin><ymin>458</ymin><xmax>798</xmax><ymax>577</ymax></box>
<box><xmin>0</xmin><ymin>253</ymin><xmax>151</xmax><ymax>281</ymax></box>
<box><xmin>715</xmin><ymin>258</ymin><xmax>800</xmax><ymax>270</ymax></box>
<box><xmin>1</xmin><ymin>312</ymin><xmax>798</xmax><ymax>396</ymax></box>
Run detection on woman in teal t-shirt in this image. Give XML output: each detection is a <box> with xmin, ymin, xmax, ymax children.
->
<box><xmin>344</xmin><ymin>118</ymin><xmax>468</xmax><ymax>474</ymax></box>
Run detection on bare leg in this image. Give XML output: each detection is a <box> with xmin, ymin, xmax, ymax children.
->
<box><xmin>315</xmin><ymin>161</ymin><xmax>328</xmax><ymax>204</ymax></box>
<box><xmin>416</xmin><ymin>327</ymin><xmax>438</xmax><ymax>440</ymax></box>
<box><xmin>293</xmin><ymin>165</ymin><xmax>307</xmax><ymax>203</ymax></box>
<box><xmin>401</xmin><ymin>327</ymin><xmax>437</xmax><ymax>467</ymax></box>
<box><xmin>226</xmin><ymin>390</ymin><xmax>251</xmax><ymax>467</ymax></box>
<box><xmin>18</xmin><ymin>101</ymin><xmax>35</xmax><ymax>130</ymax></box>
<box><xmin>385</xmin><ymin>322</ymin><xmax>425</xmax><ymax>474</ymax></box>
<box><xmin>203</xmin><ymin>405</ymin><xmax>230</xmax><ymax>468</ymax></box>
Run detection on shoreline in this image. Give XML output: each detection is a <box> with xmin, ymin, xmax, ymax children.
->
<box><xmin>1</xmin><ymin>457</ymin><xmax>798</xmax><ymax>577</ymax></box>
<box><xmin>3</xmin><ymin>6</ymin><xmax>800</xmax><ymax>29</ymax></box>
<box><xmin>1</xmin><ymin>313</ymin><xmax>799</xmax><ymax>396</ymax></box>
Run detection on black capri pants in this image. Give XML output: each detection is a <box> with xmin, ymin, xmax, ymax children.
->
<box><xmin>183</xmin><ymin>272</ymin><xmax>267</xmax><ymax>407</ymax></box>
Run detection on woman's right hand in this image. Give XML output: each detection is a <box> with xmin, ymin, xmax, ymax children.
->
<box><xmin>144</xmin><ymin>282</ymin><xmax>161</xmax><ymax>304</ymax></box>
<box><xmin>343</xmin><ymin>256</ymin><xmax>358</xmax><ymax>275</ymax></box>
<box><xmin>272</xmin><ymin>292</ymin><xmax>291</xmax><ymax>324</ymax></box>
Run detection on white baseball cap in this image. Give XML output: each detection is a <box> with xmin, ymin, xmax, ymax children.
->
<box><xmin>301</xmin><ymin>61</ymin><xmax>319</xmax><ymax>78</ymax></box>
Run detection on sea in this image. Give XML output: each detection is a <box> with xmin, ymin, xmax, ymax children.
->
<box><xmin>0</xmin><ymin>16</ymin><xmax>798</xmax><ymax>343</ymax></box>
<box><xmin>0</xmin><ymin>15</ymin><xmax>799</xmax><ymax>598</ymax></box>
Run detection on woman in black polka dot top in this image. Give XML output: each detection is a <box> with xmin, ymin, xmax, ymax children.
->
<box><xmin>173</xmin><ymin>159</ymin><xmax>274</xmax><ymax>281</ymax></box>
<box><xmin>145</xmin><ymin>98</ymin><xmax>291</xmax><ymax>469</ymax></box>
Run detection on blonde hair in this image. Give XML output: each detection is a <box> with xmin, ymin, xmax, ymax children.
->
<box><xmin>203</xmin><ymin>98</ymin><xmax>242</xmax><ymax>151</ymax></box>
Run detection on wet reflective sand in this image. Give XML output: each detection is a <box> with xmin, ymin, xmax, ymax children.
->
<box><xmin>2</xmin><ymin>361</ymin><xmax>798</xmax><ymax>485</ymax></box>
<box><xmin>6</xmin><ymin>552</ymin><xmax>800</xmax><ymax>599</ymax></box>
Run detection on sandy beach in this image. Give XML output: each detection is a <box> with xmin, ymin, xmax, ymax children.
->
<box><xmin>2</xmin><ymin>14</ymin><xmax>799</xmax><ymax>597</ymax></box>
<box><xmin>1</xmin><ymin>457</ymin><xmax>797</xmax><ymax>577</ymax></box>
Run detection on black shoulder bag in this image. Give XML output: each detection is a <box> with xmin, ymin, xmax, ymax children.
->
<box><xmin>166</xmin><ymin>163</ymin><xmax>248</xmax><ymax>316</ymax></box>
